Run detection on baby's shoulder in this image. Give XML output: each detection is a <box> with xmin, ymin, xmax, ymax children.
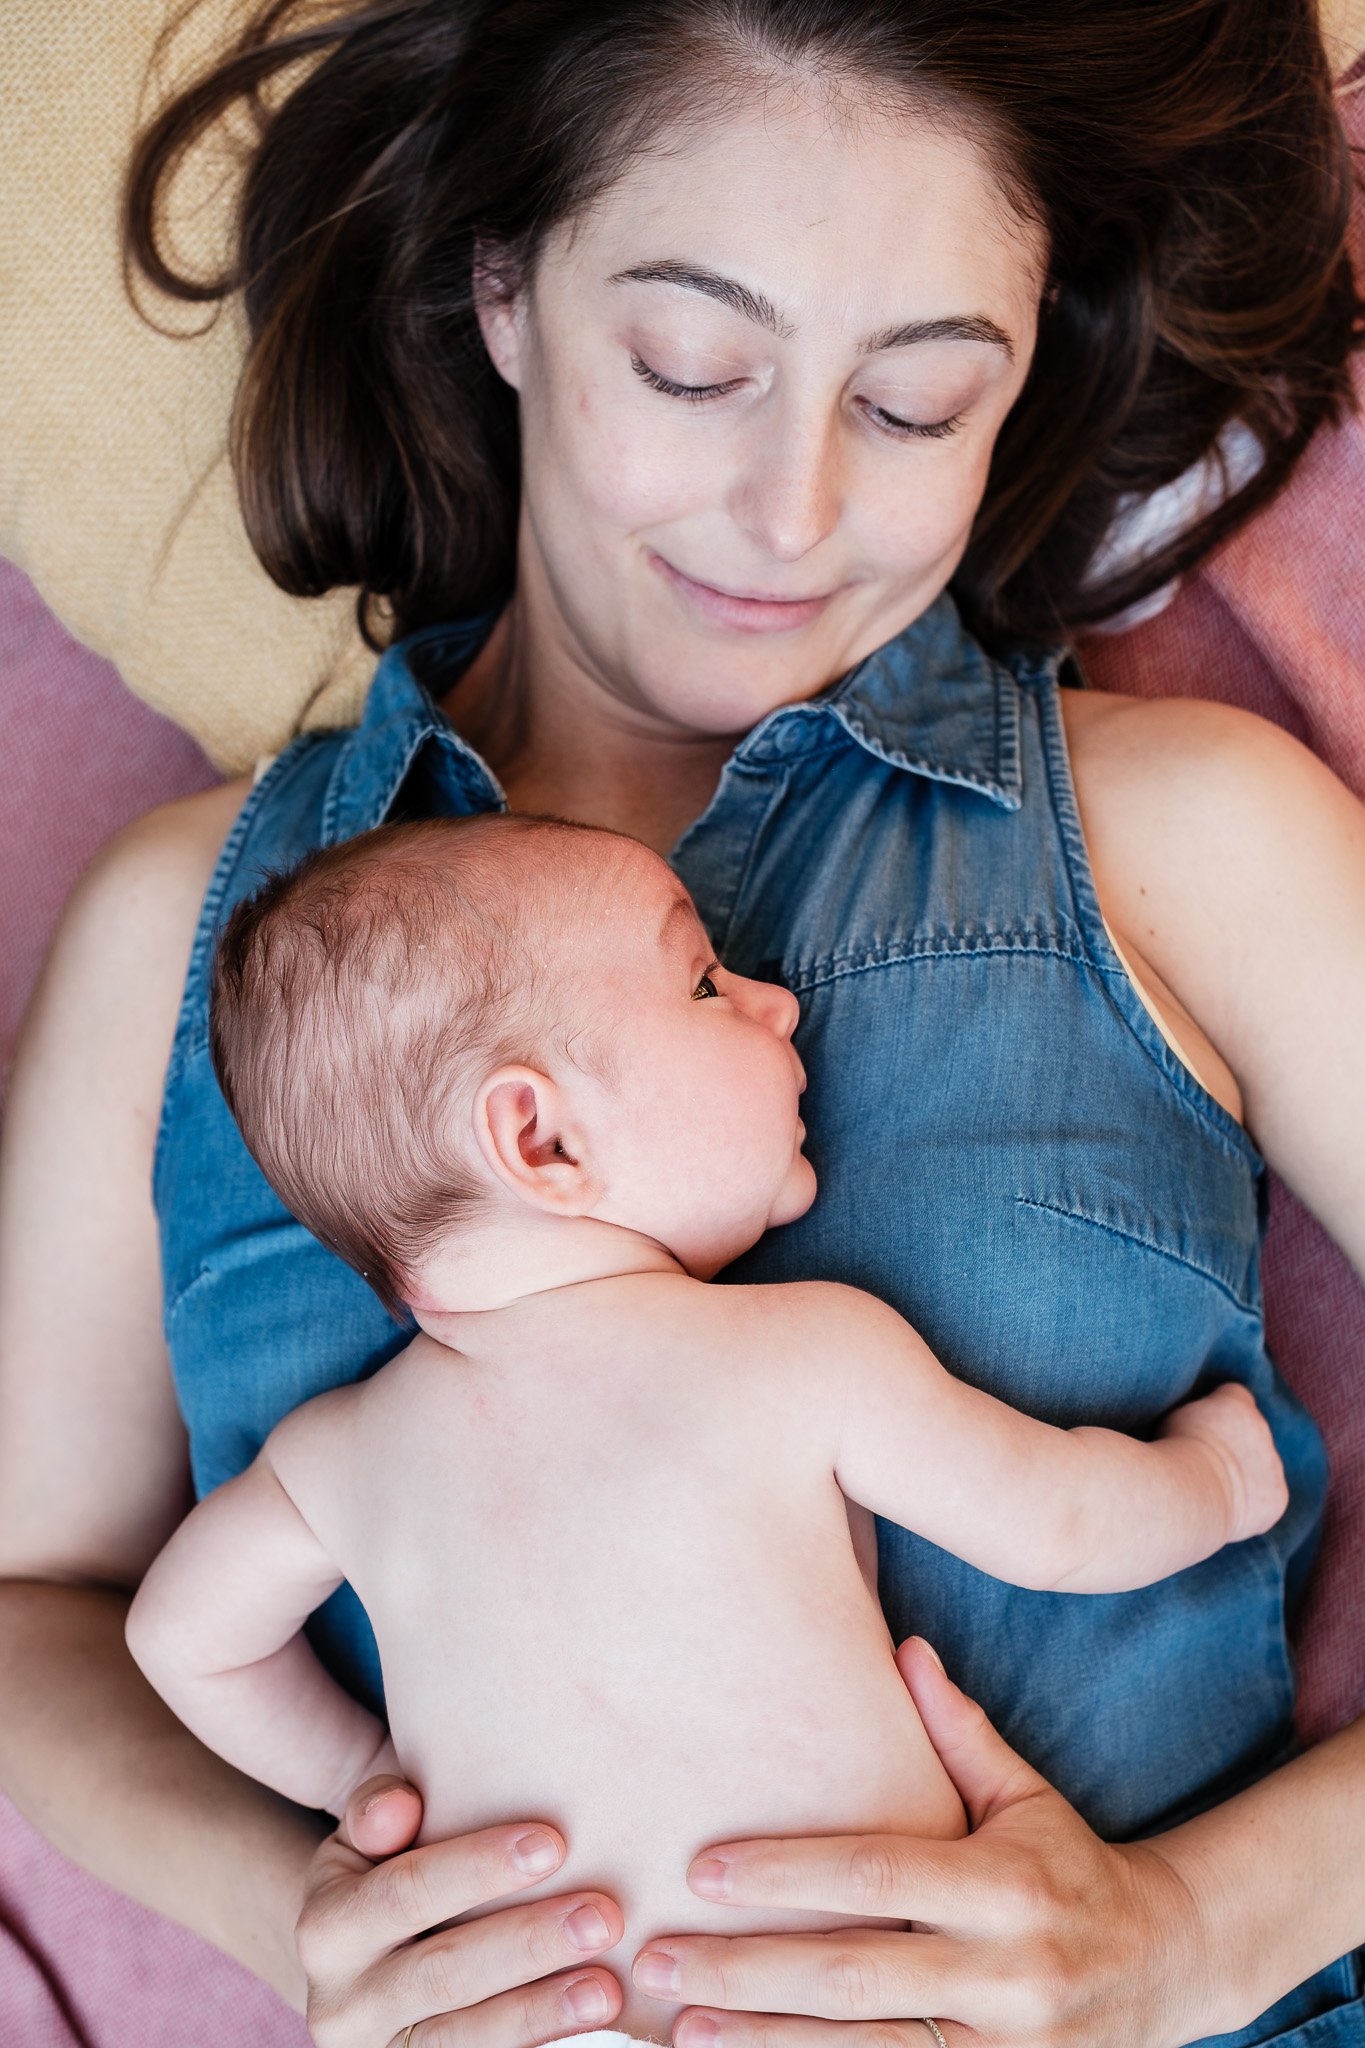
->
<box><xmin>648</xmin><ymin>1275</ymin><xmax>880</xmax><ymax>1436</ymax></box>
<box><xmin>706</xmin><ymin>1276</ymin><xmax>886</xmax><ymax>1350</ymax></box>
<box><xmin>610</xmin><ymin>1271</ymin><xmax>865</xmax><ymax>1344</ymax></box>
<box><xmin>267</xmin><ymin>1337</ymin><xmax>439</xmax><ymax>1463</ymax></box>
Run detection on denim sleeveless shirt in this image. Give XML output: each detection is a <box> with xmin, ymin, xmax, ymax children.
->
<box><xmin>154</xmin><ymin>593</ymin><xmax>1361</xmax><ymax>2044</ymax></box>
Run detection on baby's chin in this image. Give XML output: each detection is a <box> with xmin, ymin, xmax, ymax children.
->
<box><xmin>769</xmin><ymin>1152</ymin><xmax>819</xmax><ymax>1229</ymax></box>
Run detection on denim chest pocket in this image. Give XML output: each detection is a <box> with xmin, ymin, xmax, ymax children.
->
<box><xmin>764</xmin><ymin>939</ymin><xmax>1265</xmax><ymax>1418</ymax></box>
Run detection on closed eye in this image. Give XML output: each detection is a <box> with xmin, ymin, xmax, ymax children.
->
<box><xmin>632</xmin><ymin>354</ymin><xmax>741</xmax><ymax>403</ymax></box>
<box><xmin>633</xmin><ymin>355</ymin><xmax>962</xmax><ymax>439</ymax></box>
<box><xmin>860</xmin><ymin>399</ymin><xmax>964</xmax><ymax>441</ymax></box>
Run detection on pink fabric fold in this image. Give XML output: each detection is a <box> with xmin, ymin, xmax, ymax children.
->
<box><xmin>0</xmin><ymin>1793</ymin><xmax>308</xmax><ymax>2047</ymax></box>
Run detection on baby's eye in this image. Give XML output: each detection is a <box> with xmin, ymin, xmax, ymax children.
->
<box><xmin>691</xmin><ymin>969</ymin><xmax>720</xmax><ymax>1001</ymax></box>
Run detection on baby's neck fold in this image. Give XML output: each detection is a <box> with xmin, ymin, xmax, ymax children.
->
<box><xmin>407</xmin><ymin>1211</ymin><xmax>683</xmax><ymax>1333</ymax></box>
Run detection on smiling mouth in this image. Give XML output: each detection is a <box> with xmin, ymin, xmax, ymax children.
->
<box><xmin>649</xmin><ymin>551</ymin><xmax>839</xmax><ymax>633</ymax></box>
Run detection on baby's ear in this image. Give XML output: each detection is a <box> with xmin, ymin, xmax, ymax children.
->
<box><xmin>474</xmin><ymin>1066</ymin><xmax>595</xmax><ymax>1214</ymax></box>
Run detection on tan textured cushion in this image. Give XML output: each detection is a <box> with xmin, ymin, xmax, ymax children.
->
<box><xmin>0</xmin><ymin>0</ymin><xmax>371</xmax><ymax>773</ymax></box>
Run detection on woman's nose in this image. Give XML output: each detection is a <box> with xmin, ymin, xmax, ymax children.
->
<box><xmin>727</xmin><ymin>398</ymin><xmax>842</xmax><ymax>563</ymax></box>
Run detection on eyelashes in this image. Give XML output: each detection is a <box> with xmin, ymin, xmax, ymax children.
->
<box><xmin>631</xmin><ymin>354</ymin><xmax>737</xmax><ymax>405</ymax></box>
<box><xmin>629</xmin><ymin>353</ymin><xmax>964</xmax><ymax>440</ymax></box>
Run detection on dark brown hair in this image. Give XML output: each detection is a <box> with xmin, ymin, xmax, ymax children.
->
<box><xmin>124</xmin><ymin>0</ymin><xmax>1363</xmax><ymax>649</ymax></box>
<box><xmin>210</xmin><ymin>812</ymin><xmax>618</xmax><ymax>1316</ymax></box>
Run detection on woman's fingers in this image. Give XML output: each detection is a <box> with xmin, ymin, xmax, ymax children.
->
<box><xmin>686</xmin><ymin>1829</ymin><xmax>968</xmax><ymax>1924</ymax></box>
<box><xmin>380</xmin><ymin>1953</ymin><xmax>622</xmax><ymax>2048</ymax></box>
<box><xmin>893</xmin><ymin>1638</ymin><xmax>1049</xmax><ymax>1827</ymax></box>
<box><xmin>668</xmin><ymin>2016</ymin><xmax>970</xmax><ymax>2048</ymax></box>
<box><xmin>679</xmin><ymin>1639</ymin><xmax>1053</xmax><ymax>1930</ymax></box>
<box><xmin>299</xmin><ymin>1819</ymin><xmax>625</xmax><ymax>2047</ymax></box>
<box><xmin>631</xmin><ymin>1929</ymin><xmax>973</xmax><ymax>2029</ymax></box>
<box><xmin>304</xmin><ymin>1822</ymin><xmax>567</xmax><ymax>1962</ymax></box>
<box><xmin>335</xmin><ymin>1888</ymin><xmax>625</xmax><ymax>2047</ymax></box>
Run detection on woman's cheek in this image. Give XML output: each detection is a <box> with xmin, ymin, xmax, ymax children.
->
<box><xmin>558</xmin><ymin>363</ymin><xmax>730</xmax><ymax>529</ymax></box>
<box><xmin>866</xmin><ymin>439</ymin><xmax>996</xmax><ymax>576</ymax></box>
<box><xmin>607</xmin><ymin>422</ymin><xmax>725</xmax><ymax>534</ymax></box>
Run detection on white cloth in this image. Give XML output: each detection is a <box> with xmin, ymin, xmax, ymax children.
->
<box><xmin>548</xmin><ymin>2032</ymin><xmax>650</xmax><ymax>2046</ymax></box>
<box><xmin>1083</xmin><ymin>418</ymin><xmax>1265</xmax><ymax>634</ymax></box>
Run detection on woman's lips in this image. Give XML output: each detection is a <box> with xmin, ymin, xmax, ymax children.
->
<box><xmin>649</xmin><ymin>550</ymin><xmax>837</xmax><ymax>633</ymax></box>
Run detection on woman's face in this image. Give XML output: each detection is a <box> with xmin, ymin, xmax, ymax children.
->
<box><xmin>476</xmin><ymin>80</ymin><xmax>1049</xmax><ymax>736</ymax></box>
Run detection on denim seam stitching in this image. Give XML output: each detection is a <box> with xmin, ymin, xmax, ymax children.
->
<box><xmin>1032</xmin><ymin>670</ymin><xmax>1261</xmax><ymax>1172</ymax></box>
<box><xmin>786</xmin><ymin>930</ymin><xmax>1089</xmax><ymax>994</ymax></box>
<box><xmin>827</xmin><ymin>705</ymin><xmax>1019</xmax><ymax>807</ymax></box>
<box><xmin>1015</xmin><ymin>1195</ymin><xmax>1258</xmax><ymax>1314</ymax></box>
<box><xmin>321</xmin><ymin>719</ymin><xmax>430</xmax><ymax>844</ymax></box>
<box><xmin>152</xmin><ymin>739</ymin><xmax>318</xmax><ymax>1210</ymax></box>
<box><xmin>712</xmin><ymin>762</ymin><xmax>796</xmax><ymax>954</ymax></box>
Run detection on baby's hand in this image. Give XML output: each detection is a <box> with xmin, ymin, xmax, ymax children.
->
<box><xmin>1158</xmin><ymin>1383</ymin><xmax>1289</xmax><ymax>1542</ymax></box>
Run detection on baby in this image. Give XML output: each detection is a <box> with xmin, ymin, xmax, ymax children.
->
<box><xmin>126</xmin><ymin>813</ymin><xmax>1288</xmax><ymax>2046</ymax></box>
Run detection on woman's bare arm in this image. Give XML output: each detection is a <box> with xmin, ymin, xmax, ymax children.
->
<box><xmin>0</xmin><ymin>777</ymin><xmax>328</xmax><ymax>2005</ymax></box>
<box><xmin>1065</xmin><ymin>688</ymin><xmax>1365</xmax><ymax>2014</ymax></box>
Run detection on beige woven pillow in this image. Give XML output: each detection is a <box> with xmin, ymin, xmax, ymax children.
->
<box><xmin>3</xmin><ymin>0</ymin><xmax>1363</xmax><ymax>775</ymax></box>
<box><xmin>0</xmin><ymin>0</ymin><xmax>371</xmax><ymax>773</ymax></box>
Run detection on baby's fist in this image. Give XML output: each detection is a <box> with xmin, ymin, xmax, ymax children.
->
<box><xmin>1160</xmin><ymin>1383</ymin><xmax>1289</xmax><ymax>1542</ymax></box>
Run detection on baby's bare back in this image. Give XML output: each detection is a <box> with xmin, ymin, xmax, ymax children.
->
<box><xmin>317</xmin><ymin>1275</ymin><xmax>965</xmax><ymax>2043</ymax></box>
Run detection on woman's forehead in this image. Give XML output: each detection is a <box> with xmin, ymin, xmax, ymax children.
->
<box><xmin>554</xmin><ymin>83</ymin><xmax>1048</xmax><ymax>340</ymax></box>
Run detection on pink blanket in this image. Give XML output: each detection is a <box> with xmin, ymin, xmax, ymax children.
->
<box><xmin>1</xmin><ymin>74</ymin><xmax>1362</xmax><ymax>2046</ymax></box>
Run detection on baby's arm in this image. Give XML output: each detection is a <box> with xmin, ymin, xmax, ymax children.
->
<box><xmin>125</xmin><ymin>1391</ymin><xmax>395</xmax><ymax>1816</ymax></box>
<box><xmin>808</xmin><ymin>1284</ymin><xmax>1288</xmax><ymax>1593</ymax></box>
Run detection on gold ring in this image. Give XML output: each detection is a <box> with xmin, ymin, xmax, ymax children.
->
<box><xmin>401</xmin><ymin>2027</ymin><xmax>416</xmax><ymax>2048</ymax></box>
<box><xmin>919</xmin><ymin>2024</ymin><xmax>948</xmax><ymax>2048</ymax></box>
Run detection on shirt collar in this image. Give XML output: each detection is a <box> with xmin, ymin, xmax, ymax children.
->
<box><xmin>321</xmin><ymin>615</ymin><xmax>505</xmax><ymax>844</ymax></box>
<box><xmin>747</xmin><ymin>589</ymin><xmax>1039</xmax><ymax>813</ymax></box>
<box><xmin>326</xmin><ymin>590</ymin><xmax>1056</xmax><ymax>839</ymax></box>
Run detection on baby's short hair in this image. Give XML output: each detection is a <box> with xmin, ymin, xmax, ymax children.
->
<box><xmin>210</xmin><ymin>813</ymin><xmax>615</xmax><ymax>1317</ymax></box>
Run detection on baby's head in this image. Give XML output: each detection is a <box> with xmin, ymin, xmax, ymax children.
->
<box><xmin>210</xmin><ymin>814</ymin><xmax>813</xmax><ymax>1315</ymax></box>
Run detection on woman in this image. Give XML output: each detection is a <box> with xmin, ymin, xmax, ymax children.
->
<box><xmin>1</xmin><ymin>2</ymin><xmax>1363</xmax><ymax>2044</ymax></box>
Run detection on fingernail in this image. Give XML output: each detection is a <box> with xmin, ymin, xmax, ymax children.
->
<box><xmin>689</xmin><ymin>1855</ymin><xmax>732</xmax><ymax>1898</ymax></box>
<box><xmin>513</xmin><ymin>1829</ymin><xmax>562</xmax><ymax>1875</ymax></box>
<box><xmin>680</xmin><ymin>2020</ymin><xmax>720</xmax><ymax>2047</ymax></box>
<box><xmin>564</xmin><ymin>1903</ymin><xmax>612</xmax><ymax>1951</ymax></box>
<box><xmin>564</xmin><ymin>1976</ymin><xmax>612</xmax><ymax>2025</ymax></box>
<box><xmin>914</xmin><ymin>1635</ymin><xmax>946</xmax><ymax>1673</ymax></box>
<box><xmin>634</xmin><ymin>1948</ymin><xmax>681</xmax><ymax>1995</ymax></box>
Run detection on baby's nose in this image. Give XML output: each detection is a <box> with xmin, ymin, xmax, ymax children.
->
<box><xmin>767</xmin><ymin>980</ymin><xmax>801</xmax><ymax>1041</ymax></box>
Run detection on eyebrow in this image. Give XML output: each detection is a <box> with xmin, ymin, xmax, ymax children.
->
<box><xmin>607</xmin><ymin>260</ymin><xmax>1014</xmax><ymax>361</ymax></box>
<box><xmin>657</xmin><ymin>892</ymin><xmax>704</xmax><ymax>954</ymax></box>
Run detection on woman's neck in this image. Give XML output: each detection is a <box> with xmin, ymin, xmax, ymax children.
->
<box><xmin>441</xmin><ymin>589</ymin><xmax>736</xmax><ymax>858</ymax></box>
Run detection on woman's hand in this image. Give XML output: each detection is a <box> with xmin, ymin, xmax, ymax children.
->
<box><xmin>631</xmin><ymin>1639</ymin><xmax>1212</xmax><ymax>2048</ymax></box>
<box><xmin>297</xmin><ymin>1775</ymin><xmax>627</xmax><ymax>2046</ymax></box>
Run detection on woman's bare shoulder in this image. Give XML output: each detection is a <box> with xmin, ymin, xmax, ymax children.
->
<box><xmin>25</xmin><ymin>776</ymin><xmax>254</xmax><ymax>1134</ymax></box>
<box><xmin>59</xmin><ymin>777</ymin><xmax>252</xmax><ymax>996</ymax></box>
<box><xmin>82</xmin><ymin>775</ymin><xmax>253</xmax><ymax>914</ymax></box>
<box><xmin>0</xmin><ymin>776</ymin><xmax>256</xmax><ymax>1585</ymax></box>
<box><xmin>1059</xmin><ymin>681</ymin><xmax>1287</xmax><ymax>777</ymax></box>
<box><xmin>1058</xmin><ymin>683</ymin><xmax>1351</xmax><ymax>873</ymax></box>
